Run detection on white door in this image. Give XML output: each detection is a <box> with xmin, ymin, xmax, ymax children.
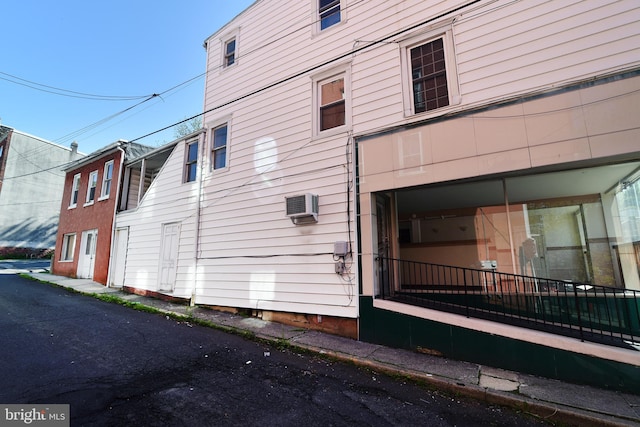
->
<box><xmin>77</xmin><ymin>229</ymin><xmax>98</xmax><ymax>279</ymax></box>
<box><xmin>110</xmin><ymin>227</ymin><xmax>129</xmax><ymax>288</ymax></box>
<box><xmin>159</xmin><ymin>223</ymin><xmax>180</xmax><ymax>292</ymax></box>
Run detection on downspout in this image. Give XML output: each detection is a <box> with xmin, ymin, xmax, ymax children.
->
<box><xmin>106</xmin><ymin>144</ymin><xmax>126</xmax><ymax>288</ymax></box>
<box><xmin>191</xmin><ymin>130</ymin><xmax>206</xmax><ymax>306</ymax></box>
<box><xmin>138</xmin><ymin>158</ymin><xmax>146</xmax><ymax>206</ymax></box>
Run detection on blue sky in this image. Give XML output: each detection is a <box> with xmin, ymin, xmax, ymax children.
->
<box><xmin>1</xmin><ymin>0</ymin><xmax>255</xmax><ymax>154</ymax></box>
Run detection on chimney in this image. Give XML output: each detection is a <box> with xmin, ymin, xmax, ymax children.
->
<box><xmin>70</xmin><ymin>141</ymin><xmax>78</xmax><ymax>157</ymax></box>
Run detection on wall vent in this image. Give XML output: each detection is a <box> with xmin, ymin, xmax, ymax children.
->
<box><xmin>285</xmin><ymin>193</ymin><xmax>318</xmax><ymax>223</ymax></box>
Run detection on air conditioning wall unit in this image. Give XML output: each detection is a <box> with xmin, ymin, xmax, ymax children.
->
<box><xmin>285</xmin><ymin>193</ymin><xmax>319</xmax><ymax>223</ymax></box>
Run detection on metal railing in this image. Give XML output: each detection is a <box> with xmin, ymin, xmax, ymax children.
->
<box><xmin>377</xmin><ymin>257</ymin><xmax>640</xmax><ymax>349</ymax></box>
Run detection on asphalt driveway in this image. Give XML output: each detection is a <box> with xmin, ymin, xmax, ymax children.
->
<box><xmin>0</xmin><ymin>274</ymin><xmax>549</xmax><ymax>426</ymax></box>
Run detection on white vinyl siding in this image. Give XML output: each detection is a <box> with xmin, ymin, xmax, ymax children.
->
<box><xmin>118</xmin><ymin>0</ymin><xmax>639</xmax><ymax>319</ymax></box>
<box><xmin>340</xmin><ymin>0</ymin><xmax>640</xmax><ymax>134</ymax></box>
<box><xmin>198</xmin><ymin>82</ymin><xmax>354</xmax><ymax>316</ymax></box>
<box><xmin>115</xmin><ymin>140</ymin><xmax>199</xmax><ymax>298</ymax></box>
<box><xmin>454</xmin><ymin>1</ymin><xmax>640</xmax><ymax>105</ymax></box>
<box><xmin>202</xmin><ymin>4</ymin><xmax>358</xmax><ymax>315</ymax></box>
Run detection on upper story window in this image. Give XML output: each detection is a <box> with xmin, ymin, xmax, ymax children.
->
<box><xmin>313</xmin><ymin>65</ymin><xmax>350</xmax><ymax>137</ymax></box>
<box><xmin>411</xmin><ymin>38</ymin><xmax>449</xmax><ymax>113</ymax></box>
<box><xmin>185</xmin><ymin>140</ymin><xmax>198</xmax><ymax>183</ymax></box>
<box><xmin>224</xmin><ymin>38</ymin><xmax>236</xmax><ymax>67</ymax></box>
<box><xmin>69</xmin><ymin>173</ymin><xmax>81</xmax><ymax>208</ymax></box>
<box><xmin>320</xmin><ymin>77</ymin><xmax>345</xmax><ymax>131</ymax></box>
<box><xmin>85</xmin><ymin>170</ymin><xmax>98</xmax><ymax>205</ymax></box>
<box><xmin>218</xmin><ymin>28</ymin><xmax>240</xmax><ymax>70</ymax></box>
<box><xmin>400</xmin><ymin>27</ymin><xmax>461</xmax><ymax>117</ymax></box>
<box><xmin>211</xmin><ymin>124</ymin><xmax>228</xmax><ymax>171</ymax></box>
<box><xmin>319</xmin><ymin>0</ymin><xmax>341</xmax><ymax>30</ymax></box>
<box><xmin>100</xmin><ymin>160</ymin><xmax>114</xmax><ymax>199</ymax></box>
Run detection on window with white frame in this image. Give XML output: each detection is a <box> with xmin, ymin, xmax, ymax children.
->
<box><xmin>211</xmin><ymin>124</ymin><xmax>228</xmax><ymax>171</ymax></box>
<box><xmin>86</xmin><ymin>170</ymin><xmax>98</xmax><ymax>204</ymax></box>
<box><xmin>219</xmin><ymin>28</ymin><xmax>239</xmax><ymax>69</ymax></box>
<box><xmin>69</xmin><ymin>173</ymin><xmax>81</xmax><ymax>208</ymax></box>
<box><xmin>411</xmin><ymin>38</ymin><xmax>449</xmax><ymax>112</ymax></box>
<box><xmin>224</xmin><ymin>37</ymin><xmax>236</xmax><ymax>67</ymax></box>
<box><xmin>400</xmin><ymin>28</ymin><xmax>460</xmax><ymax>116</ymax></box>
<box><xmin>320</xmin><ymin>77</ymin><xmax>345</xmax><ymax>130</ymax></box>
<box><xmin>100</xmin><ymin>160</ymin><xmax>114</xmax><ymax>199</ymax></box>
<box><xmin>319</xmin><ymin>0</ymin><xmax>341</xmax><ymax>30</ymax></box>
<box><xmin>185</xmin><ymin>140</ymin><xmax>198</xmax><ymax>182</ymax></box>
<box><xmin>313</xmin><ymin>66</ymin><xmax>350</xmax><ymax>136</ymax></box>
<box><xmin>60</xmin><ymin>233</ymin><xmax>76</xmax><ymax>261</ymax></box>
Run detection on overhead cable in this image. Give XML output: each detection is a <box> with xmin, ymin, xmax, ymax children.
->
<box><xmin>0</xmin><ymin>71</ymin><xmax>152</xmax><ymax>100</ymax></box>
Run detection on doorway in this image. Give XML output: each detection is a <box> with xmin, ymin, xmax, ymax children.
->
<box><xmin>159</xmin><ymin>223</ymin><xmax>180</xmax><ymax>292</ymax></box>
<box><xmin>77</xmin><ymin>229</ymin><xmax>98</xmax><ymax>279</ymax></box>
<box><xmin>376</xmin><ymin>194</ymin><xmax>392</xmax><ymax>297</ymax></box>
<box><xmin>110</xmin><ymin>227</ymin><xmax>129</xmax><ymax>287</ymax></box>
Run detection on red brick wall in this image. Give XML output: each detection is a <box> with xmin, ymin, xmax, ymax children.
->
<box><xmin>51</xmin><ymin>150</ymin><xmax>123</xmax><ymax>284</ymax></box>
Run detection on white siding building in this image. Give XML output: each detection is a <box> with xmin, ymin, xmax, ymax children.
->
<box><xmin>350</xmin><ymin>0</ymin><xmax>640</xmax><ymax>392</ymax></box>
<box><xmin>113</xmin><ymin>0</ymin><xmax>640</xmax><ymax>390</ymax></box>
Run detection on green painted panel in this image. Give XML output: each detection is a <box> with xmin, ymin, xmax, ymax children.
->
<box><xmin>359</xmin><ymin>296</ymin><xmax>640</xmax><ymax>394</ymax></box>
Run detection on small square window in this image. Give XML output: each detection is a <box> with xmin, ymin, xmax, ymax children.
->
<box><xmin>212</xmin><ymin>124</ymin><xmax>228</xmax><ymax>171</ymax></box>
<box><xmin>61</xmin><ymin>233</ymin><xmax>76</xmax><ymax>261</ymax></box>
<box><xmin>185</xmin><ymin>141</ymin><xmax>198</xmax><ymax>182</ymax></box>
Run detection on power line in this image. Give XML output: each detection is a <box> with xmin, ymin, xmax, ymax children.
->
<box><xmin>7</xmin><ymin>144</ymin><xmax>64</xmax><ymax>178</ymax></box>
<box><xmin>54</xmin><ymin>94</ymin><xmax>160</xmax><ymax>144</ymax></box>
<box><xmin>2</xmin><ymin>1</ymin><xmax>366</xmax><ymax>148</ymax></box>
<box><xmin>0</xmin><ymin>71</ymin><xmax>152</xmax><ymax>100</ymax></box>
<box><xmin>0</xmin><ymin>161</ymin><xmax>72</xmax><ymax>181</ymax></box>
<box><xmin>79</xmin><ymin>76</ymin><xmax>206</xmax><ymax>144</ymax></box>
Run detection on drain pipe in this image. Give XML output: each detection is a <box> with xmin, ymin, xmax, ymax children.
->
<box><xmin>191</xmin><ymin>130</ymin><xmax>206</xmax><ymax>306</ymax></box>
<box><xmin>106</xmin><ymin>143</ymin><xmax>126</xmax><ymax>288</ymax></box>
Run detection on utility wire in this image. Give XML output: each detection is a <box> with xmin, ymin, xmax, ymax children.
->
<box><xmin>2</xmin><ymin>0</ymin><xmax>367</xmax><ymax>147</ymax></box>
<box><xmin>79</xmin><ymin>75</ymin><xmax>206</xmax><ymax>143</ymax></box>
<box><xmin>8</xmin><ymin>144</ymin><xmax>63</xmax><ymax>178</ymax></box>
<box><xmin>0</xmin><ymin>71</ymin><xmax>152</xmax><ymax>100</ymax></box>
<box><xmin>54</xmin><ymin>94</ymin><xmax>160</xmax><ymax>144</ymax></box>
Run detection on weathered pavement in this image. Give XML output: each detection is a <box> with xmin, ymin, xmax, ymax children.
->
<box><xmin>15</xmin><ymin>268</ymin><xmax>640</xmax><ymax>426</ymax></box>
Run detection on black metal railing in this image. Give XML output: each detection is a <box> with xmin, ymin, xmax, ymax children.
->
<box><xmin>377</xmin><ymin>257</ymin><xmax>640</xmax><ymax>350</ymax></box>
